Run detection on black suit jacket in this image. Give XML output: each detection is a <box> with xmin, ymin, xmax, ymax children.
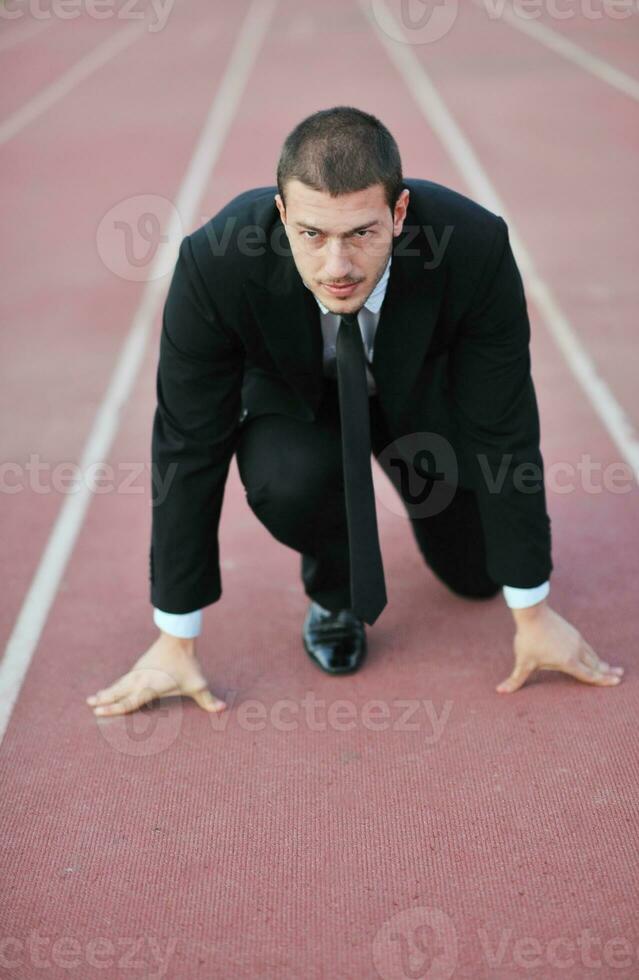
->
<box><xmin>149</xmin><ymin>178</ymin><xmax>552</xmax><ymax>613</ymax></box>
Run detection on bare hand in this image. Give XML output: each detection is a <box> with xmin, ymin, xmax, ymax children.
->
<box><xmin>85</xmin><ymin>632</ymin><xmax>227</xmax><ymax>716</ymax></box>
<box><xmin>497</xmin><ymin>602</ymin><xmax>624</xmax><ymax>693</ymax></box>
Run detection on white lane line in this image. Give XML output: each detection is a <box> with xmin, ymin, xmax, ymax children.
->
<box><xmin>362</xmin><ymin>0</ymin><xmax>639</xmax><ymax>483</ymax></box>
<box><xmin>473</xmin><ymin>0</ymin><xmax>639</xmax><ymax>103</ymax></box>
<box><xmin>0</xmin><ymin>17</ymin><xmax>53</xmax><ymax>54</ymax></box>
<box><xmin>0</xmin><ymin>0</ymin><xmax>279</xmax><ymax>743</ymax></box>
<box><xmin>0</xmin><ymin>21</ymin><xmax>145</xmax><ymax>145</ymax></box>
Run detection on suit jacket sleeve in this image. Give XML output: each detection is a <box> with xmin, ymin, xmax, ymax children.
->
<box><xmin>449</xmin><ymin>217</ymin><xmax>553</xmax><ymax>588</ymax></box>
<box><xmin>149</xmin><ymin>236</ymin><xmax>244</xmax><ymax>613</ymax></box>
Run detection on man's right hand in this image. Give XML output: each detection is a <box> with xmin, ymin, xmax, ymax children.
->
<box><xmin>85</xmin><ymin>632</ymin><xmax>227</xmax><ymax>717</ymax></box>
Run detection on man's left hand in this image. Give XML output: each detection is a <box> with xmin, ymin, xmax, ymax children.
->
<box><xmin>497</xmin><ymin>600</ymin><xmax>624</xmax><ymax>693</ymax></box>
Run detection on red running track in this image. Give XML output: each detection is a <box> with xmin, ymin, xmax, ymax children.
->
<box><xmin>0</xmin><ymin>2</ymin><xmax>637</xmax><ymax>977</ymax></box>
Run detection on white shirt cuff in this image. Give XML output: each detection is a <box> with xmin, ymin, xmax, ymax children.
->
<box><xmin>502</xmin><ymin>581</ymin><xmax>550</xmax><ymax>609</ymax></box>
<box><xmin>153</xmin><ymin>607</ymin><xmax>202</xmax><ymax>638</ymax></box>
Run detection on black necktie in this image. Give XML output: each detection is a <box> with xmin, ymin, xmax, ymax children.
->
<box><xmin>335</xmin><ymin>313</ymin><xmax>387</xmax><ymax>625</ymax></box>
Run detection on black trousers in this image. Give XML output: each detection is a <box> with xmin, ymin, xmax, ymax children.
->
<box><xmin>235</xmin><ymin>378</ymin><xmax>500</xmax><ymax>614</ymax></box>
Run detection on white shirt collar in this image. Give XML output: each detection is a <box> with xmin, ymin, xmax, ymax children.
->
<box><xmin>311</xmin><ymin>254</ymin><xmax>392</xmax><ymax>316</ymax></box>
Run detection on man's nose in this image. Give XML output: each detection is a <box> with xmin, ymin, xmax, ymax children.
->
<box><xmin>322</xmin><ymin>240</ymin><xmax>352</xmax><ymax>280</ymax></box>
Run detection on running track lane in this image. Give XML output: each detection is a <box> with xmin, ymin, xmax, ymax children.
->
<box><xmin>0</xmin><ymin>3</ymin><xmax>637</xmax><ymax>977</ymax></box>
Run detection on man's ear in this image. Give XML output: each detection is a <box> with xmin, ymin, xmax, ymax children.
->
<box><xmin>393</xmin><ymin>188</ymin><xmax>410</xmax><ymax>236</ymax></box>
<box><xmin>274</xmin><ymin>193</ymin><xmax>286</xmax><ymax>224</ymax></box>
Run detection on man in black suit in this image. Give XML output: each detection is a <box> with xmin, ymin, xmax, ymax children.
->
<box><xmin>87</xmin><ymin>107</ymin><xmax>622</xmax><ymax>718</ymax></box>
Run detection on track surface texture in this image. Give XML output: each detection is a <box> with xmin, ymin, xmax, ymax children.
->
<box><xmin>1</xmin><ymin>2</ymin><xmax>637</xmax><ymax>978</ymax></box>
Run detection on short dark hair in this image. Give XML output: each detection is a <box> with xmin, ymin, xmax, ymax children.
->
<box><xmin>276</xmin><ymin>106</ymin><xmax>404</xmax><ymax>212</ymax></box>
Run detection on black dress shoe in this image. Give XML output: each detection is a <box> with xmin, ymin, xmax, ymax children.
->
<box><xmin>302</xmin><ymin>602</ymin><xmax>367</xmax><ymax>674</ymax></box>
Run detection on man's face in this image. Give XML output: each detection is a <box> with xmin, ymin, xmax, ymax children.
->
<box><xmin>274</xmin><ymin>180</ymin><xmax>410</xmax><ymax>315</ymax></box>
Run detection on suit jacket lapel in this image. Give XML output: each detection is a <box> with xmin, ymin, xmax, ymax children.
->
<box><xmin>372</xmin><ymin>225</ymin><xmax>445</xmax><ymax>427</ymax></box>
<box><xmin>243</xmin><ymin>251</ymin><xmax>325</xmax><ymax>416</ymax></box>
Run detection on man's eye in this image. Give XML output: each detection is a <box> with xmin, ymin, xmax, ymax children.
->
<box><xmin>302</xmin><ymin>230</ymin><xmax>319</xmax><ymax>239</ymax></box>
<box><xmin>355</xmin><ymin>230</ymin><xmax>371</xmax><ymax>238</ymax></box>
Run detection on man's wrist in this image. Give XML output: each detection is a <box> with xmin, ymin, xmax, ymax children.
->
<box><xmin>511</xmin><ymin>597</ymin><xmax>549</xmax><ymax>627</ymax></box>
<box><xmin>503</xmin><ymin>580</ymin><xmax>551</xmax><ymax>628</ymax></box>
<box><xmin>158</xmin><ymin>630</ymin><xmax>197</xmax><ymax>652</ymax></box>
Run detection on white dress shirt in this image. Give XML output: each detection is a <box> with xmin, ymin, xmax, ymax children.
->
<box><xmin>154</xmin><ymin>255</ymin><xmax>549</xmax><ymax>637</ymax></box>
